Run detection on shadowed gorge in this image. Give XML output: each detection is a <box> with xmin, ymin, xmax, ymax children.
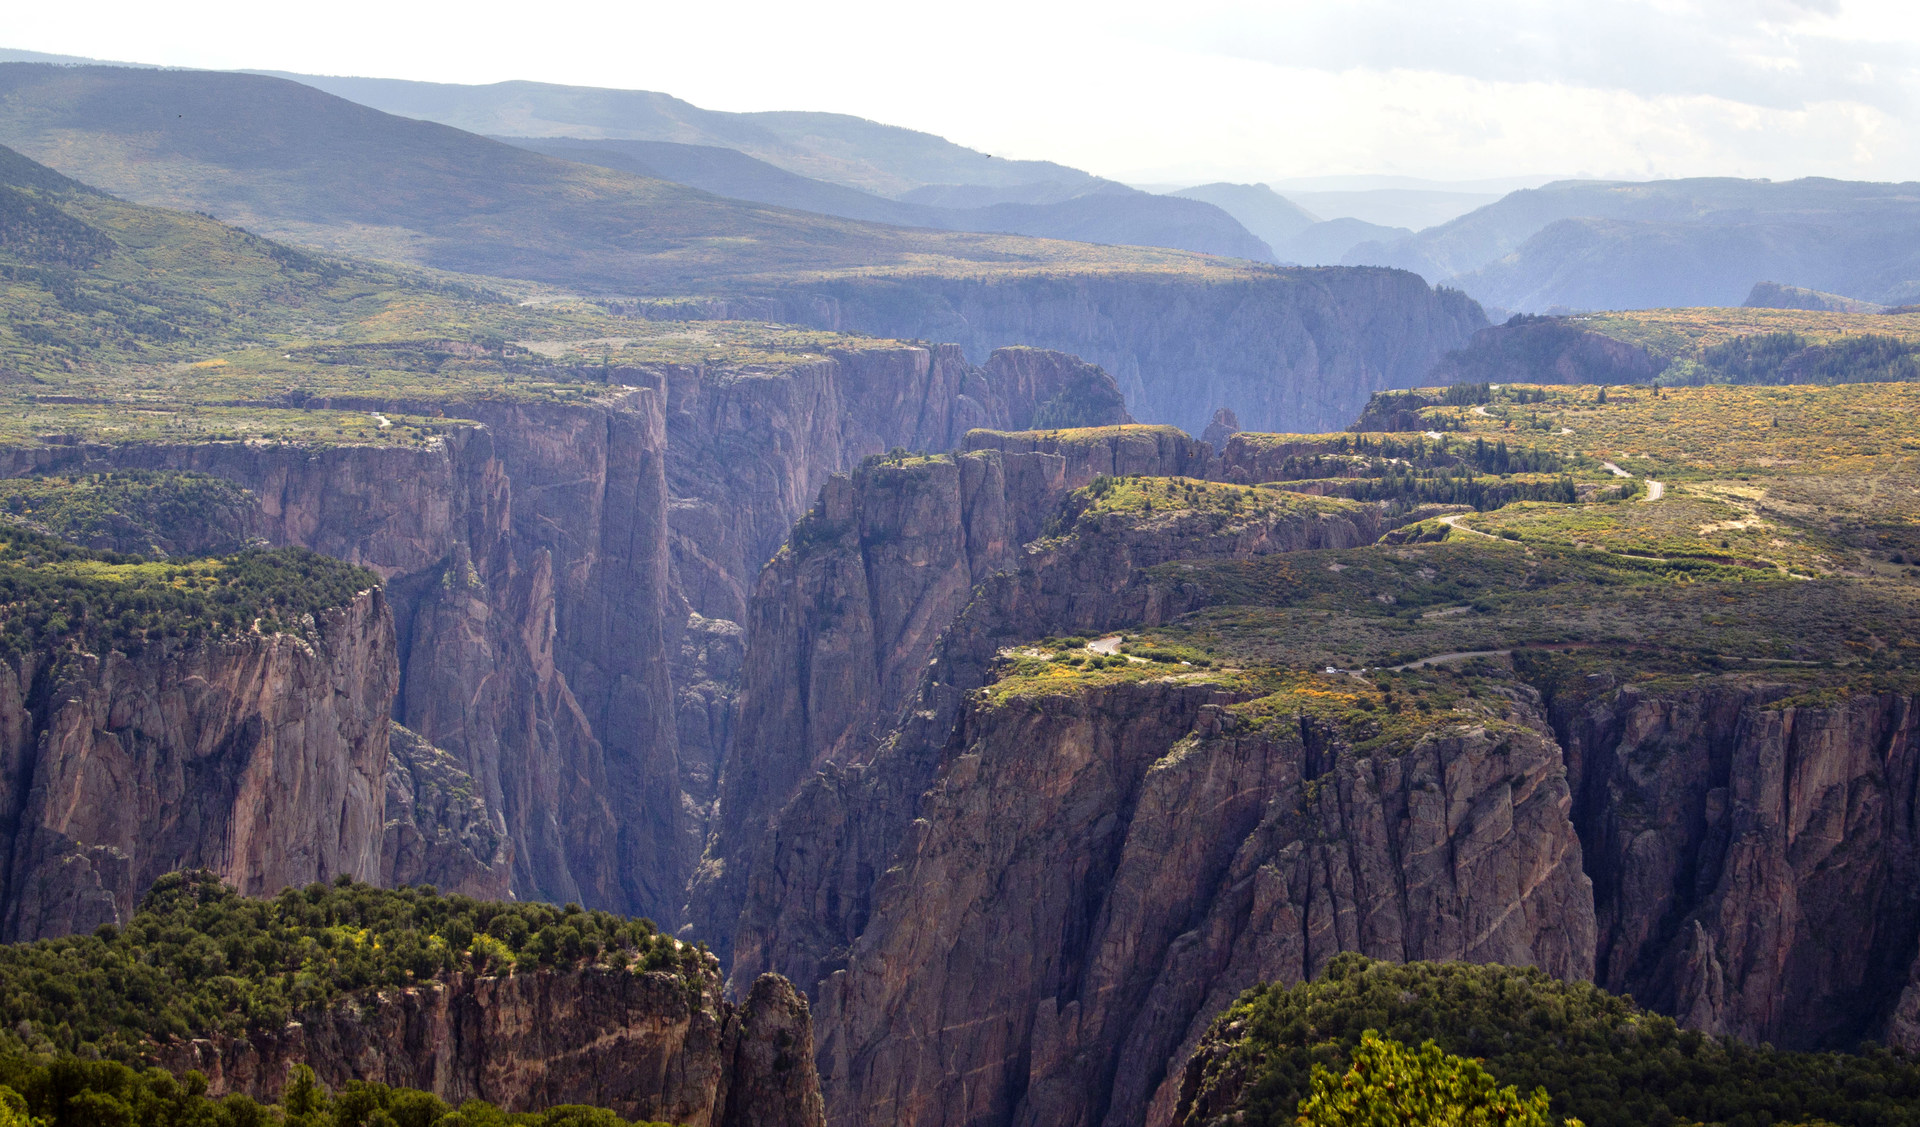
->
<box><xmin>0</xmin><ymin>34</ymin><xmax>1919</xmax><ymax>1127</ymax></box>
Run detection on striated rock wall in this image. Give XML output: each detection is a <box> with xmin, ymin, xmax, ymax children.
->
<box><xmin>691</xmin><ymin>427</ymin><xmax>1225</xmax><ymax>959</ymax></box>
<box><xmin>702</xmin><ymin>455</ymin><xmax>1406</xmax><ymax>1127</ymax></box>
<box><xmin>627</xmin><ymin>269</ymin><xmax>1490</xmax><ymax>435</ymax></box>
<box><xmin>1537</xmin><ymin>669</ymin><xmax>1920</xmax><ymax>1051</ymax></box>
<box><xmin>0</xmin><ymin>342</ymin><xmax>1129</xmax><ymax>932</ymax></box>
<box><xmin>810</xmin><ymin>684</ymin><xmax>1593</xmax><ymax>1127</ymax></box>
<box><xmin>0</xmin><ymin>588</ymin><xmax>397</xmax><ymax>941</ymax></box>
<box><xmin>662</xmin><ymin>344</ymin><xmax>1130</xmax><ymax>624</ymax></box>
<box><xmin>157</xmin><ymin>967</ymin><xmax>825</xmax><ymax>1127</ymax></box>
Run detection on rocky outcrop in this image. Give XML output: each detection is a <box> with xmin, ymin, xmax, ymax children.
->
<box><xmin>630</xmin><ymin>268</ymin><xmax>1490</xmax><ymax>435</ymax></box>
<box><xmin>381</xmin><ymin>722</ymin><xmax>512</xmax><ymax>900</ymax></box>
<box><xmin>961</xmin><ymin>425</ymin><xmax>1211</xmax><ymax>482</ymax></box>
<box><xmin>1535</xmin><ymin>666</ymin><xmax>1920</xmax><ymax>1051</ymax></box>
<box><xmin>1427</xmin><ymin>314</ymin><xmax>1663</xmax><ymax>387</ymax></box>
<box><xmin>157</xmin><ymin>966</ymin><xmax>825</xmax><ymax>1127</ymax></box>
<box><xmin>1199</xmin><ymin>408</ymin><xmax>1240</xmax><ymax>450</ymax></box>
<box><xmin>810</xmin><ymin>684</ymin><xmax>1593</xmax><ymax>1127</ymax></box>
<box><xmin>701</xmin><ymin>455</ymin><xmax>1409</xmax><ymax>1126</ymax></box>
<box><xmin>0</xmin><ymin>587</ymin><xmax>396</xmax><ymax>941</ymax></box>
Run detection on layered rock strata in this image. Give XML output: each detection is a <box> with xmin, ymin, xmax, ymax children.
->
<box><xmin>692</xmin><ymin>426</ymin><xmax>1234</xmax><ymax>958</ymax></box>
<box><xmin>812</xmin><ymin>683</ymin><xmax>1593</xmax><ymax>1127</ymax></box>
<box><xmin>700</xmin><ymin>448</ymin><xmax>1488</xmax><ymax>1127</ymax></box>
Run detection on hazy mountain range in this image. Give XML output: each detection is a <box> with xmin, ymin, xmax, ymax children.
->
<box><xmin>8</xmin><ymin>46</ymin><xmax>1920</xmax><ymax>314</ymax></box>
<box><xmin>1347</xmin><ymin>177</ymin><xmax>1920</xmax><ymax>313</ymax></box>
<box><xmin>0</xmin><ymin>63</ymin><xmax>1245</xmax><ymax>291</ymax></box>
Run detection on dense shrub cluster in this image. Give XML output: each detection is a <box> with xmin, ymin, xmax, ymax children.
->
<box><xmin>0</xmin><ymin>872</ymin><xmax>707</xmax><ymax>1060</ymax></box>
<box><xmin>1256</xmin><ymin>435</ymin><xmax>1569</xmax><ymax>482</ymax></box>
<box><xmin>0</xmin><ymin>1057</ymin><xmax>667</xmax><ymax>1127</ymax></box>
<box><xmin>1297</xmin><ymin>1030</ymin><xmax>1563</xmax><ymax>1127</ymax></box>
<box><xmin>0</xmin><ymin>525</ymin><xmax>375</xmax><ymax>659</ymax></box>
<box><xmin>0</xmin><ymin>185</ymin><xmax>116</xmax><ymax>269</ymax></box>
<box><xmin>0</xmin><ymin>470</ymin><xmax>258</xmax><ymax>557</ymax></box>
<box><xmin>1307</xmin><ymin>467</ymin><xmax>1581</xmax><ymax>514</ymax></box>
<box><xmin>1692</xmin><ymin>331</ymin><xmax>1920</xmax><ymax>386</ymax></box>
<box><xmin>1197</xmin><ymin>955</ymin><xmax>1920</xmax><ymax>1127</ymax></box>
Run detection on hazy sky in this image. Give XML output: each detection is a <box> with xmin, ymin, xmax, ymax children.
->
<box><xmin>9</xmin><ymin>0</ymin><xmax>1920</xmax><ymax>185</ymax></box>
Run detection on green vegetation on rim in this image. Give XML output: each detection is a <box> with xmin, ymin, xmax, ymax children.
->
<box><xmin>0</xmin><ymin>871</ymin><xmax>707</xmax><ymax>1062</ymax></box>
<box><xmin>1296</xmin><ymin>1030</ymin><xmax>1568</xmax><ymax>1127</ymax></box>
<box><xmin>0</xmin><ymin>470</ymin><xmax>257</xmax><ymax>557</ymax></box>
<box><xmin>0</xmin><ymin>1057</ymin><xmax>670</xmax><ymax>1127</ymax></box>
<box><xmin>1187</xmin><ymin>955</ymin><xmax>1920</xmax><ymax>1127</ymax></box>
<box><xmin>0</xmin><ymin>138</ymin><xmax>1019</xmax><ymax>453</ymax></box>
<box><xmin>0</xmin><ymin>524</ymin><xmax>378</xmax><ymax>659</ymax></box>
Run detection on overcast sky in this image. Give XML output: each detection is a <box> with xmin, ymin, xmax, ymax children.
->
<box><xmin>8</xmin><ymin>0</ymin><xmax>1919</xmax><ymax>185</ymax></box>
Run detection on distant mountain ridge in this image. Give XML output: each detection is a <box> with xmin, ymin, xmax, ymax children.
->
<box><xmin>506</xmin><ymin>136</ymin><xmax>1275</xmax><ymax>262</ymax></box>
<box><xmin>259</xmin><ymin>72</ymin><xmax>1088</xmax><ymax>198</ymax></box>
<box><xmin>1347</xmin><ymin>176</ymin><xmax>1920</xmax><ymax>312</ymax></box>
<box><xmin>255</xmin><ymin>71</ymin><xmax>1276</xmax><ymax>261</ymax></box>
<box><xmin>1168</xmin><ymin>181</ymin><xmax>1416</xmax><ymax>266</ymax></box>
<box><xmin>0</xmin><ymin>63</ymin><xmax>1251</xmax><ymax>292</ymax></box>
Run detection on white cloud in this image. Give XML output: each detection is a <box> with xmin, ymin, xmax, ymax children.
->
<box><xmin>5</xmin><ymin>0</ymin><xmax>1920</xmax><ymax>184</ymax></box>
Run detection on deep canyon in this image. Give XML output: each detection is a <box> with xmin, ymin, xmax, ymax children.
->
<box><xmin>1</xmin><ymin>328</ymin><xmax>1912</xmax><ymax>1127</ymax></box>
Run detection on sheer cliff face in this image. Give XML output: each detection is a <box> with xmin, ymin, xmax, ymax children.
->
<box><xmin>641</xmin><ymin>270</ymin><xmax>1489</xmax><ymax>435</ymax></box>
<box><xmin>663</xmin><ymin>344</ymin><xmax>1128</xmax><ymax>623</ymax></box>
<box><xmin>812</xmin><ymin>686</ymin><xmax>1594</xmax><ymax>1127</ymax></box>
<box><xmin>693</xmin><ymin>426</ymin><xmax>1246</xmax><ymax>963</ymax></box>
<box><xmin>158</xmin><ymin>968</ymin><xmax>824</xmax><ymax>1127</ymax></box>
<box><xmin>0</xmin><ymin>344</ymin><xmax>1123</xmax><ymax>931</ymax></box>
<box><xmin>700</xmin><ymin>454</ymin><xmax>1597</xmax><ymax>1127</ymax></box>
<box><xmin>704</xmin><ymin>437</ymin><xmax>1920</xmax><ymax>1127</ymax></box>
<box><xmin>1542</xmin><ymin>671</ymin><xmax>1920</xmax><ymax>1052</ymax></box>
<box><xmin>381</xmin><ymin>722</ymin><xmax>513</xmax><ymax>900</ymax></box>
<box><xmin>0</xmin><ymin>589</ymin><xmax>397</xmax><ymax>941</ymax></box>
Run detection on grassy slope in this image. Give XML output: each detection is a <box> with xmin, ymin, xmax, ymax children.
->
<box><xmin>0</xmin><ymin>65</ymin><xmax>1255</xmax><ymax>293</ymax></box>
<box><xmin>259</xmin><ymin>72</ymin><xmax>1092</xmax><ymax>197</ymax></box>
<box><xmin>0</xmin><ymin>138</ymin><xmax>988</xmax><ymax>449</ymax></box>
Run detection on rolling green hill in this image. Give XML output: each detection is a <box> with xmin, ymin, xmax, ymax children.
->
<box><xmin>0</xmin><ymin>65</ymin><xmax>1246</xmax><ymax>294</ymax></box>
<box><xmin>505</xmin><ymin>136</ymin><xmax>1277</xmax><ymax>261</ymax></box>
<box><xmin>256</xmin><ymin>72</ymin><xmax>1092</xmax><ymax>198</ymax></box>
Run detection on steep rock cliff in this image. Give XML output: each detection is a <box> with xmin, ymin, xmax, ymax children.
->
<box><xmin>381</xmin><ymin>722</ymin><xmax>513</xmax><ymax>900</ymax></box>
<box><xmin>692</xmin><ymin>427</ymin><xmax>1222</xmax><ymax>958</ymax></box>
<box><xmin>158</xmin><ymin>966</ymin><xmax>825</xmax><ymax>1127</ymax></box>
<box><xmin>0</xmin><ymin>587</ymin><xmax>397</xmax><ymax>941</ymax></box>
<box><xmin>0</xmin><ymin>342</ymin><xmax>1129</xmax><ymax>931</ymax></box>
<box><xmin>0</xmin><ymin>396</ymin><xmax>680</xmax><ymax>921</ymax></box>
<box><xmin>810</xmin><ymin>683</ymin><xmax>1593</xmax><ymax>1127</ymax></box>
<box><xmin>711</xmin><ymin>463</ymin><xmax>1384</xmax><ymax>1002</ymax></box>
<box><xmin>635</xmin><ymin>270</ymin><xmax>1489</xmax><ymax>435</ymax></box>
<box><xmin>662</xmin><ymin>344</ymin><xmax>1131</xmax><ymax>624</ymax></box>
<box><xmin>1535</xmin><ymin>665</ymin><xmax>1920</xmax><ymax>1051</ymax></box>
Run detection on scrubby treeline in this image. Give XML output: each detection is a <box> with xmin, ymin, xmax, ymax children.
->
<box><xmin>0</xmin><ymin>872</ymin><xmax>707</xmax><ymax>1060</ymax></box>
<box><xmin>1186</xmin><ymin>956</ymin><xmax>1920</xmax><ymax>1127</ymax></box>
